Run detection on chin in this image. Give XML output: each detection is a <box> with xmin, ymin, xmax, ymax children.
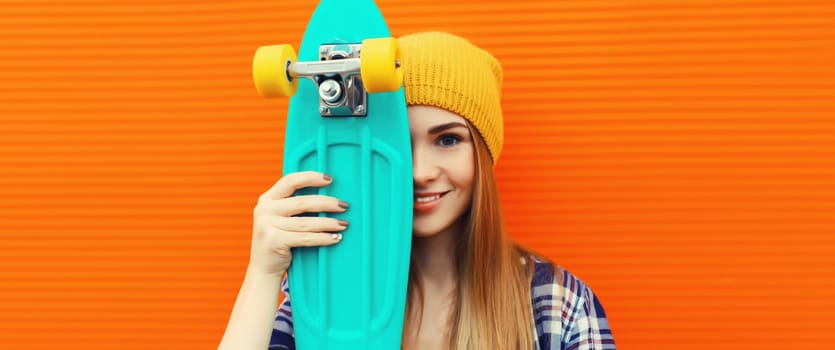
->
<box><xmin>411</xmin><ymin>226</ymin><xmax>442</xmax><ymax>238</ymax></box>
<box><xmin>411</xmin><ymin>216</ymin><xmax>448</xmax><ymax>237</ymax></box>
<box><xmin>411</xmin><ymin>215</ymin><xmax>465</xmax><ymax>239</ymax></box>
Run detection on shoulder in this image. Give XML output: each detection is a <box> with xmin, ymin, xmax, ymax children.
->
<box><xmin>527</xmin><ymin>255</ymin><xmax>617</xmax><ymax>349</ymax></box>
<box><xmin>529</xmin><ymin>255</ymin><xmax>591</xmax><ymax>304</ymax></box>
<box><xmin>530</xmin><ymin>256</ymin><xmax>599</xmax><ymax>311</ymax></box>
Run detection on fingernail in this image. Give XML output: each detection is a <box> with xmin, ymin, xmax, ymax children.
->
<box><xmin>332</xmin><ymin>233</ymin><xmax>342</xmax><ymax>241</ymax></box>
<box><xmin>338</xmin><ymin>201</ymin><xmax>349</xmax><ymax>209</ymax></box>
<box><xmin>322</xmin><ymin>173</ymin><xmax>332</xmax><ymax>181</ymax></box>
<box><xmin>338</xmin><ymin>220</ymin><xmax>349</xmax><ymax>227</ymax></box>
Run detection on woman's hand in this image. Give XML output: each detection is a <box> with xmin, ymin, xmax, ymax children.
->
<box><xmin>248</xmin><ymin>171</ymin><xmax>348</xmax><ymax>277</ymax></box>
<box><xmin>218</xmin><ymin>171</ymin><xmax>346</xmax><ymax>350</ymax></box>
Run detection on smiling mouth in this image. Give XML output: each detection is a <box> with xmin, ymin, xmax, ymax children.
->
<box><xmin>414</xmin><ymin>191</ymin><xmax>449</xmax><ymax>202</ymax></box>
<box><xmin>413</xmin><ymin>191</ymin><xmax>450</xmax><ymax>211</ymax></box>
<box><xmin>416</xmin><ymin>193</ymin><xmax>442</xmax><ymax>203</ymax></box>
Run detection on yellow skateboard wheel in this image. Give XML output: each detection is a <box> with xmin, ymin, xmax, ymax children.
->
<box><xmin>359</xmin><ymin>38</ymin><xmax>403</xmax><ymax>93</ymax></box>
<box><xmin>253</xmin><ymin>44</ymin><xmax>298</xmax><ymax>97</ymax></box>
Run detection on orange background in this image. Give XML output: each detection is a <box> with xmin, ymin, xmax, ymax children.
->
<box><xmin>2</xmin><ymin>0</ymin><xmax>835</xmax><ymax>349</ymax></box>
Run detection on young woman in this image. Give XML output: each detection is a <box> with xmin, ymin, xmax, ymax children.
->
<box><xmin>220</xmin><ymin>32</ymin><xmax>616</xmax><ymax>350</ymax></box>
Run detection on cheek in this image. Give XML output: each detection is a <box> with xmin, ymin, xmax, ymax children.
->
<box><xmin>452</xmin><ymin>150</ymin><xmax>476</xmax><ymax>191</ymax></box>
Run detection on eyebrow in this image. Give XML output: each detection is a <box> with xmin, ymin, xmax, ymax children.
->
<box><xmin>427</xmin><ymin>122</ymin><xmax>468</xmax><ymax>134</ymax></box>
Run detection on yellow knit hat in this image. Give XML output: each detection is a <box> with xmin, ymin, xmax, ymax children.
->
<box><xmin>398</xmin><ymin>32</ymin><xmax>504</xmax><ymax>164</ymax></box>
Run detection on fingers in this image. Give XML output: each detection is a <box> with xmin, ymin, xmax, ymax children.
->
<box><xmin>261</xmin><ymin>171</ymin><xmax>332</xmax><ymax>200</ymax></box>
<box><xmin>282</xmin><ymin>231</ymin><xmax>344</xmax><ymax>248</ymax></box>
<box><xmin>268</xmin><ymin>194</ymin><xmax>348</xmax><ymax>217</ymax></box>
<box><xmin>250</xmin><ymin>172</ymin><xmax>348</xmax><ymax>274</ymax></box>
<box><xmin>275</xmin><ymin>216</ymin><xmax>348</xmax><ymax>233</ymax></box>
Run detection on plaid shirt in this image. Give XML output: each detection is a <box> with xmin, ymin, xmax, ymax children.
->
<box><xmin>269</xmin><ymin>256</ymin><xmax>616</xmax><ymax>349</ymax></box>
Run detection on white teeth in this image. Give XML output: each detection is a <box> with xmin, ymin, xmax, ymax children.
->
<box><xmin>415</xmin><ymin>194</ymin><xmax>441</xmax><ymax>203</ymax></box>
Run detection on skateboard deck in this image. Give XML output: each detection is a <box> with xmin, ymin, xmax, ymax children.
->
<box><xmin>252</xmin><ymin>0</ymin><xmax>412</xmax><ymax>348</ymax></box>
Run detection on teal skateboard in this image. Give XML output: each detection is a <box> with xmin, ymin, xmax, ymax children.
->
<box><xmin>252</xmin><ymin>0</ymin><xmax>412</xmax><ymax>348</ymax></box>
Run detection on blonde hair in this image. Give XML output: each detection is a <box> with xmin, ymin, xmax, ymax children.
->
<box><xmin>403</xmin><ymin>124</ymin><xmax>535</xmax><ymax>349</ymax></box>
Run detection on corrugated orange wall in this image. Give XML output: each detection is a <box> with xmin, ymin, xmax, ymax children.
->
<box><xmin>2</xmin><ymin>0</ymin><xmax>834</xmax><ymax>349</ymax></box>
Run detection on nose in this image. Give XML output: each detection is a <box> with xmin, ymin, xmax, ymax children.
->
<box><xmin>412</xmin><ymin>144</ymin><xmax>440</xmax><ymax>185</ymax></box>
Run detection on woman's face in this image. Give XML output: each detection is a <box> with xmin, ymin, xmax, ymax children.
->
<box><xmin>408</xmin><ymin>106</ymin><xmax>475</xmax><ymax>238</ymax></box>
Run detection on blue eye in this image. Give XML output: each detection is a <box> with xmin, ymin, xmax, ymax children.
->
<box><xmin>438</xmin><ymin>134</ymin><xmax>462</xmax><ymax>147</ymax></box>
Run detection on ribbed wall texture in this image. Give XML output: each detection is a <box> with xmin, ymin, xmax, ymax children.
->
<box><xmin>1</xmin><ymin>0</ymin><xmax>834</xmax><ymax>349</ymax></box>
